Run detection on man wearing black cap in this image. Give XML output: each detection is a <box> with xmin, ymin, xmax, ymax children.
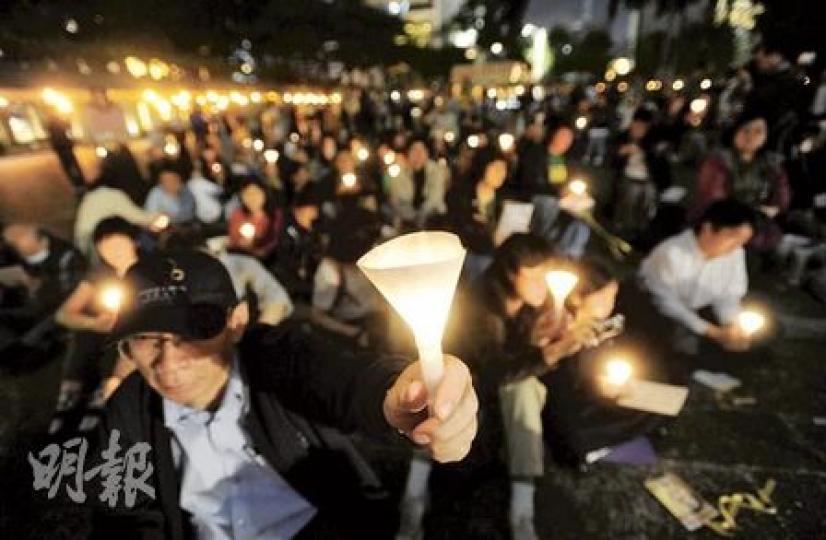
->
<box><xmin>91</xmin><ymin>250</ymin><xmax>478</xmax><ymax>538</ymax></box>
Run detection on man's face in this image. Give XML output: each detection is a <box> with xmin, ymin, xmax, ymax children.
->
<box><xmin>159</xmin><ymin>171</ymin><xmax>182</xmax><ymax>194</ymax></box>
<box><xmin>3</xmin><ymin>224</ymin><xmax>44</xmax><ymax>258</ymax></box>
<box><xmin>699</xmin><ymin>223</ymin><xmax>754</xmax><ymax>258</ymax></box>
<box><xmin>124</xmin><ymin>330</ymin><xmax>231</xmax><ymax>408</ymax></box>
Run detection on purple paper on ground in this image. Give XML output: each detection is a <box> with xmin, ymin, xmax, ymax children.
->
<box><xmin>602</xmin><ymin>436</ymin><xmax>658</xmax><ymax>465</ymax></box>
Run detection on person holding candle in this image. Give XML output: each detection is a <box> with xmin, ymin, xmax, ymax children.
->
<box><xmin>273</xmin><ymin>185</ymin><xmax>324</xmax><ymax>301</ymax></box>
<box><xmin>88</xmin><ymin>250</ymin><xmax>479</xmax><ymax>538</ymax></box>
<box><xmin>691</xmin><ymin>110</ymin><xmax>791</xmax><ymax>251</ymax></box>
<box><xmin>446</xmin><ymin>148</ymin><xmax>510</xmax><ymax>279</ymax></box>
<box><xmin>431</xmin><ymin>234</ymin><xmax>614</xmax><ymax>540</ymax></box>
<box><xmin>387</xmin><ymin>138</ymin><xmax>449</xmax><ymax>230</ymax></box>
<box><xmin>50</xmin><ymin>218</ymin><xmax>143</xmax><ymax>435</ymax></box>
<box><xmin>611</xmin><ymin>108</ymin><xmax>672</xmax><ymax>243</ymax></box>
<box><xmin>144</xmin><ymin>165</ymin><xmax>198</xmax><ymax>226</ymax></box>
<box><xmin>227</xmin><ymin>177</ymin><xmax>283</xmax><ymax>262</ymax></box>
<box><xmin>74</xmin><ymin>150</ymin><xmax>162</xmax><ymax>257</ymax></box>
<box><xmin>639</xmin><ymin>199</ymin><xmax>757</xmax><ymax>356</ymax></box>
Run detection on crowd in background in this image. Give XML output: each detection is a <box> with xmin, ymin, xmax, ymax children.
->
<box><xmin>2</xmin><ymin>40</ymin><xmax>826</xmax><ymax>539</ymax></box>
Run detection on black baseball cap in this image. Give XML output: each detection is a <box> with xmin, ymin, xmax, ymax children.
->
<box><xmin>111</xmin><ymin>250</ymin><xmax>239</xmax><ymax>342</ymax></box>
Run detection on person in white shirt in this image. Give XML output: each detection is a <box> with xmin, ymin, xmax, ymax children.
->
<box><xmin>639</xmin><ymin>199</ymin><xmax>756</xmax><ymax>353</ymax></box>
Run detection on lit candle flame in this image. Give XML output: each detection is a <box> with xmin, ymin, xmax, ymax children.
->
<box><xmin>545</xmin><ymin>270</ymin><xmax>579</xmax><ymax>305</ymax></box>
<box><xmin>568</xmin><ymin>179</ymin><xmax>588</xmax><ymax>196</ymax></box>
<box><xmin>604</xmin><ymin>358</ymin><xmax>633</xmax><ymax>386</ymax></box>
<box><xmin>264</xmin><ymin>149</ymin><xmax>279</xmax><ymax>164</ymax></box>
<box><xmin>253</xmin><ymin>139</ymin><xmax>265</xmax><ymax>152</ymax></box>
<box><xmin>444</xmin><ymin>131</ymin><xmax>456</xmax><ymax>144</ymax></box>
<box><xmin>357</xmin><ymin>148</ymin><xmax>370</xmax><ymax>162</ymax></box>
<box><xmin>342</xmin><ymin>173</ymin><xmax>357</xmax><ymax>188</ymax></box>
<box><xmin>388</xmin><ymin>164</ymin><xmax>401</xmax><ymax>178</ymax></box>
<box><xmin>498</xmin><ymin>133</ymin><xmax>515</xmax><ymax>152</ymax></box>
<box><xmin>240</xmin><ymin>222</ymin><xmax>256</xmax><ymax>240</ymax></box>
<box><xmin>383</xmin><ymin>151</ymin><xmax>396</xmax><ymax>166</ymax></box>
<box><xmin>738</xmin><ymin>310</ymin><xmax>765</xmax><ymax>337</ymax></box>
<box><xmin>467</xmin><ymin>134</ymin><xmax>480</xmax><ymax>148</ymax></box>
<box><xmin>153</xmin><ymin>214</ymin><xmax>170</xmax><ymax>230</ymax></box>
<box><xmin>575</xmin><ymin>116</ymin><xmax>588</xmax><ymax>130</ymax></box>
<box><xmin>95</xmin><ymin>146</ymin><xmax>108</xmax><ymax>159</ymax></box>
<box><xmin>100</xmin><ymin>285</ymin><xmax>124</xmax><ymax>313</ymax></box>
<box><xmin>163</xmin><ymin>142</ymin><xmax>179</xmax><ymax>156</ymax></box>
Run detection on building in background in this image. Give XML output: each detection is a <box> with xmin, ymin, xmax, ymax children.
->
<box><xmin>364</xmin><ymin>0</ymin><xmax>465</xmax><ymax>47</ymax></box>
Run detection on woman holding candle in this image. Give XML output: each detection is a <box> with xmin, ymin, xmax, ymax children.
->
<box><xmin>433</xmin><ymin>234</ymin><xmax>611</xmax><ymax>540</ymax></box>
<box><xmin>446</xmin><ymin>148</ymin><xmax>510</xmax><ymax>279</ymax></box>
<box><xmin>227</xmin><ymin>177</ymin><xmax>283</xmax><ymax>263</ymax></box>
<box><xmin>691</xmin><ymin>110</ymin><xmax>790</xmax><ymax>251</ymax></box>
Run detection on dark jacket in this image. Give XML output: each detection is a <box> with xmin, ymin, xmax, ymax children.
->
<box><xmin>89</xmin><ymin>321</ymin><xmax>408</xmax><ymax>539</ymax></box>
<box><xmin>444</xmin><ymin>283</ymin><xmax>549</xmax><ymax>400</ymax></box>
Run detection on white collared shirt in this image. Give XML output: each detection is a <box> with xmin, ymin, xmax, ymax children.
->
<box><xmin>163</xmin><ymin>359</ymin><xmax>316</xmax><ymax>539</ymax></box>
<box><xmin>639</xmin><ymin>230</ymin><xmax>747</xmax><ymax>334</ymax></box>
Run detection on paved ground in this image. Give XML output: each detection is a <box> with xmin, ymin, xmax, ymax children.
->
<box><xmin>1</xmin><ymin>153</ymin><xmax>824</xmax><ymax>538</ymax></box>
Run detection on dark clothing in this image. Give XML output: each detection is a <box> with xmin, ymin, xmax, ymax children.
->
<box><xmin>444</xmin><ymin>284</ymin><xmax>549</xmax><ymax>403</ymax></box>
<box><xmin>89</xmin><ymin>321</ymin><xmax>407</xmax><ymax>539</ymax></box>
<box><xmin>511</xmin><ymin>139</ymin><xmax>547</xmax><ymax>198</ymax></box>
<box><xmin>0</xmin><ymin>236</ymin><xmax>86</xmax><ymax>328</ymax></box>
<box><xmin>446</xmin><ymin>185</ymin><xmax>501</xmax><ymax>256</ymax></box>
<box><xmin>273</xmin><ymin>215</ymin><xmax>323</xmax><ymax>300</ymax></box>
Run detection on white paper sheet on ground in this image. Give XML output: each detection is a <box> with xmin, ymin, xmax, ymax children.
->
<box><xmin>494</xmin><ymin>201</ymin><xmax>534</xmax><ymax>246</ymax></box>
<box><xmin>660</xmin><ymin>186</ymin><xmax>687</xmax><ymax>203</ymax></box>
<box><xmin>692</xmin><ymin>370</ymin><xmax>742</xmax><ymax>392</ymax></box>
<box><xmin>0</xmin><ymin>265</ymin><xmax>29</xmax><ymax>288</ymax></box>
<box><xmin>618</xmin><ymin>380</ymin><xmax>689</xmax><ymax>416</ymax></box>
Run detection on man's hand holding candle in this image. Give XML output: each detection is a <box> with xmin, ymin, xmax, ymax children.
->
<box><xmin>384</xmin><ymin>355</ymin><xmax>478</xmax><ymax>463</ymax></box>
<box><xmin>706</xmin><ymin>324</ymin><xmax>750</xmax><ymax>352</ymax></box>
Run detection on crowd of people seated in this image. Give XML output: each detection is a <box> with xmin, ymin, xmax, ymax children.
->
<box><xmin>2</xmin><ymin>40</ymin><xmax>826</xmax><ymax>539</ymax></box>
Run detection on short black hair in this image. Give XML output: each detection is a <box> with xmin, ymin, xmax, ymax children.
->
<box><xmin>484</xmin><ymin>233</ymin><xmax>555</xmax><ymax>299</ymax></box>
<box><xmin>632</xmin><ymin>107</ymin><xmax>655</xmax><ymax>124</ymax></box>
<box><xmin>694</xmin><ymin>199</ymin><xmax>757</xmax><ymax>233</ymax></box>
<box><xmin>93</xmin><ymin>216</ymin><xmax>141</xmax><ymax>246</ymax></box>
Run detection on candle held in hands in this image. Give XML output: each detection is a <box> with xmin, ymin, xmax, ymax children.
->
<box><xmin>358</xmin><ymin>232</ymin><xmax>466</xmax><ymax>400</ymax></box>
<box><xmin>240</xmin><ymin>222</ymin><xmax>256</xmax><ymax>240</ymax></box>
<box><xmin>99</xmin><ymin>284</ymin><xmax>124</xmax><ymax>313</ymax></box>
<box><xmin>737</xmin><ymin>310</ymin><xmax>766</xmax><ymax>337</ymax></box>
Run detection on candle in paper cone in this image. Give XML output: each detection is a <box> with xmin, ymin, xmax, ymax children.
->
<box><xmin>737</xmin><ymin>310</ymin><xmax>765</xmax><ymax>336</ymax></box>
<box><xmin>546</xmin><ymin>270</ymin><xmax>578</xmax><ymax>333</ymax></box>
<box><xmin>240</xmin><ymin>222</ymin><xmax>256</xmax><ymax>240</ymax></box>
<box><xmin>545</xmin><ymin>270</ymin><xmax>578</xmax><ymax>307</ymax></box>
<box><xmin>358</xmin><ymin>232</ymin><xmax>465</xmax><ymax>396</ymax></box>
<box><xmin>100</xmin><ymin>284</ymin><xmax>124</xmax><ymax>313</ymax></box>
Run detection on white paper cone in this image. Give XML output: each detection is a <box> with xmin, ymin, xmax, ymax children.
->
<box><xmin>358</xmin><ymin>232</ymin><xmax>466</xmax><ymax>395</ymax></box>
